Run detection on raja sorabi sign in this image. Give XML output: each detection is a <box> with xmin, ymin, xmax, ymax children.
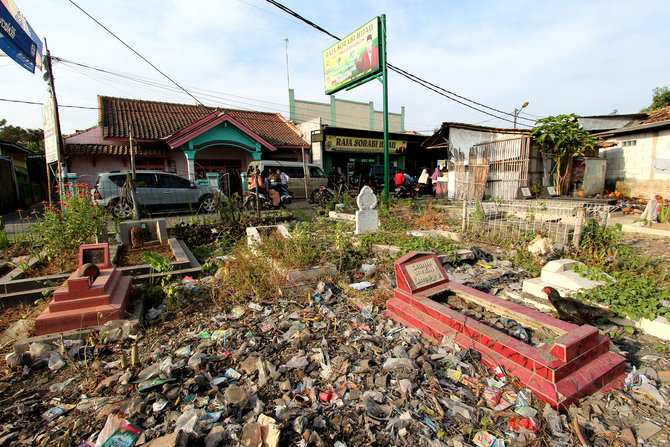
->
<box><xmin>323</xmin><ymin>17</ymin><xmax>381</xmax><ymax>95</ymax></box>
<box><xmin>325</xmin><ymin>135</ymin><xmax>406</xmax><ymax>153</ymax></box>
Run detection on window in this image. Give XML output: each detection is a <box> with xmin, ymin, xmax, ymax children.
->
<box><xmin>158</xmin><ymin>174</ymin><xmax>191</xmax><ymax>189</ymax></box>
<box><xmin>284</xmin><ymin>166</ymin><xmax>304</xmax><ymax>177</ymax></box>
<box><xmin>622</xmin><ymin>140</ymin><xmax>637</xmax><ymax>147</ymax></box>
<box><xmin>135</xmin><ymin>173</ymin><xmax>158</xmax><ymax>188</ymax></box>
<box><xmin>309</xmin><ymin>166</ymin><xmax>326</xmax><ymax>178</ymax></box>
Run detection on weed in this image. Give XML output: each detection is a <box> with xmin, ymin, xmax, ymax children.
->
<box><xmin>142</xmin><ymin>251</ymin><xmax>175</xmax><ymax>311</ymax></box>
<box><xmin>8</xmin><ymin>255</ymin><xmax>33</xmax><ymax>274</ymax></box>
<box><xmin>0</xmin><ymin>229</ymin><xmax>9</xmax><ymax>250</ymax></box>
<box><xmin>654</xmin><ymin>343</ymin><xmax>669</xmax><ymax>355</ymax></box>
<box><xmin>659</xmin><ymin>202</ymin><xmax>670</xmax><ymax>224</ymax></box>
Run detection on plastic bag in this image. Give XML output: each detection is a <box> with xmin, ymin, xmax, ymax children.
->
<box><xmin>95</xmin><ymin>414</ymin><xmax>129</xmax><ymax>447</ymax></box>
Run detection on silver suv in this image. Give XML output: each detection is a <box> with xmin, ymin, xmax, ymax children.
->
<box><xmin>92</xmin><ymin>170</ymin><xmax>216</xmax><ymax>218</ymax></box>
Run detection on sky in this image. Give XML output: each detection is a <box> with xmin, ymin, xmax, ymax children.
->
<box><xmin>1</xmin><ymin>0</ymin><xmax>669</xmax><ymax>136</ymax></box>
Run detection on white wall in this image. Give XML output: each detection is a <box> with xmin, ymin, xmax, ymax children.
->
<box><xmin>599</xmin><ymin>128</ymin><xmax>670</xmax><ymax>198</ymax></box>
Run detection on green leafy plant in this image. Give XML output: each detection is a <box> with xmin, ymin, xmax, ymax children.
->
<box><xmin>29</xmin><ymin>184</ymin><xmax>107</xmax><ymax>269</ymax></box>
<box><xmin>531</xmin><ymin>114</ymin><xmax>596</xmax><ymax>194</ymax></box>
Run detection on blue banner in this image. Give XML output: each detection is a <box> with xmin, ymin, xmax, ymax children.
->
<box><xmin>0</xmin><ymin>2</ymin><xmax>38</xmax><ymax>73</ymax></box>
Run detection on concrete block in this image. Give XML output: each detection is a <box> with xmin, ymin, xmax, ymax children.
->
<box><xmin>328</xmin><ymin>211</ymin><xmax>355</xmax><ymax>221</ymax></box>
<box><xmin>288</xmin><ymin>263</ymin><xmax>336</xmax><ymax>283</ymax></box>
<box><xmin>540</xmin><ymin>259</ymin><xmax>607</xmax><ymax>292</ymax></box>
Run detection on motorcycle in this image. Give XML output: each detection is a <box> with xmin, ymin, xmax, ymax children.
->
<box><xmin>393</xmin><ymin>183</ymin><xmax>413</xmax><ymax>199</ymax></box>
<box><xmin>244</xmin><ymin>187</ymin><xmax>291</xmax><ymax>210</ymax></box>
<box><xmin>415</xmin><ymin>182</ymin><xmax>435</xmax><ymax>197</ymax></box>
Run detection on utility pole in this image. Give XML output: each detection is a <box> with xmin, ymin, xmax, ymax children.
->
<box><xmin>284</xmin><ymin>37</ymin><xmax>290</xmax><ymax>93</ymax></box>
<box><xmin>128</xmin><ymin>126</ymin><xmax>141</xmax><ymax>219</ymax></box>
<box><xmin>43</xmin><ymin>41</ymin><xmax>66</xmax><ymax>210</ymax></box>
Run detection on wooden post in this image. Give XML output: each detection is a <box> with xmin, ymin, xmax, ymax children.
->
<box><xmin>461</xmin><ymin>201</ymin><xmax>467</xmax><ymax>232</ymax></box>
<box><xmin>573</xmin><ymin>206</ymin><xmax>586</xmax><ymax>247</ymax></box>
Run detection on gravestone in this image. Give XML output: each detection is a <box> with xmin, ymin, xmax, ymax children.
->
<box><xmin>519</xmin><ymin>186</ymin><xmax>533</xmax><ymax>200</ymax></box>
<box><xmin>355</xmin><ymin>186</ymin><xmax>379</xmax><ymax>235</ymax></box>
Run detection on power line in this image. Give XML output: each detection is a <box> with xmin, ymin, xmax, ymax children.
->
<box><xmin>0</xmin><ymin>97</ymin><xmax>97</xmax><ymax>109</ymax></box>
<box><xmin>262</xmin><ymin>0</ymin><xmax>537</xmax><ymax>126</ymax></box>
<box><xmin>67</xmin><ymin>0</ymin><xmax>205</xmax><ymax>107</ymax></box>
<box><xmin>51</xmin><ymin>56</ymin><xmax>416</xmax><ymax>131</ymax></box>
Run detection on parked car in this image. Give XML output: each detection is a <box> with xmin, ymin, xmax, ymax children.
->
<box><xmin>246</xmin><ymin>161</ymin><xmax>328</xmax><ymax>199</ymax></box>
<box><xmin>92</xmin><ymin>170</ymin><xmax>217</xmax><ymax>218</ymax></box>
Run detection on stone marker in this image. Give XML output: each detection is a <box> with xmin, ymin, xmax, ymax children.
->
<box><xmin>355</xmin><ymin>186</ymin><xmax>379</xmax><ymax>235</ymax></box>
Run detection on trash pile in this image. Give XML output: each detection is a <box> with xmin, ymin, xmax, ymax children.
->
<box><xmin>1</xmin><ymin>278</ymin><xmax>669</xmax><ymax>447</ymax></box>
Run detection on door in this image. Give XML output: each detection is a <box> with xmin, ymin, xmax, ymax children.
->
<box><xmin>134</xmin><ymin>173</ymin><xmax>160</xmax><ymax>208</ymax></box>
<box><xmin>157</xmin><ymin>173</ymin><xmax>198</xmax><ymax>209</ymax></box>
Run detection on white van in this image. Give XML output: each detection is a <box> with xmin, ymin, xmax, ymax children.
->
<box><xmin>246</xmin><ymin>161</ymin><xmax>328</xmax><ymax>199</ymax></box>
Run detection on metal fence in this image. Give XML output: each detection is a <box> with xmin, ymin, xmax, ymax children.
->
<box><xmin>461</xmin><ymin>199</ymin><xmax>616</xmax><ymax>246</ymax></box>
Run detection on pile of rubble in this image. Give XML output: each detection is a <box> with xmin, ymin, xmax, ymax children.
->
<box><xmin>1</xmin><ymin>276</ymin><xmax>669</xmax><ymax>447</ymax></box>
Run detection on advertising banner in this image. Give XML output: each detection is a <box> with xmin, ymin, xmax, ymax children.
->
<box><xmin>43</xmin><ymin>101</ymin><xmax>59</xmax><ymax>164</ymax></box>
<box><xmin>325</xmin><ymin>135</ymin><xmax>406</xmax><ymax>154</ymax></box>
<box><xmin>0</xmin><ymin>0</ymin><xmax>42</xmax><ymax>73</ymax></box>
<box><xmin>323</xmin><ymin>17</ymin><xmax>380</xmax><ymax>95</ymax></box>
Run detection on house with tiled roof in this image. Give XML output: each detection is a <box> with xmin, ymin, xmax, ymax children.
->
<box><xmin>64</xmin><ymin>96</ymin><xmax>309</xmax><ymax>194</ymax></box>
<box><xmin>594</xmin><ymin>106</ymin><xmax>670</xmax><ymax>199</ymax></box>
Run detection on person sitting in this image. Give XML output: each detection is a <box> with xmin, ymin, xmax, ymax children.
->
<box><xmin>277</xmin><ymin>168</ymin><xmax>290</xmax><ymax>197</ymax></box>
<box><xmin>418</xmin><ymin>168</ymin><xmax>430</xmax><ymax>186</ymax></box>
<box><xmin>249</xmin><ymin>168</ymin><xmax>267</xmax><ymax>195</ymax></box>
<box><xmin>393</xmin><ymin>169</ymin><xmax>406</xmax><ymax>188</ymax></box>
<box><xmin>262</xmin><ymin>171</ymin><xmax>280</xmax><ymax>206</ymax></box>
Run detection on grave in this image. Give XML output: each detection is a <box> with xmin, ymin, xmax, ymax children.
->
<box><xmin>355</xmin><ymin>186</ymin><xmax>379</xmax><ymax>235</ymax></box>
<box><xmin>385</xmin><ymin>251</ymin><xmax>626</xmax><ymax>410</ymax></box>
<box><xmin>34</xmin><ymin>243</ymin><xmax>132</xmax><ymax>335</ymax></box>
<box><xmin>246</xmin><ymin>225</ymin><xmax>292</xmax><ymax>254</ymax></box>
<box><xmin>118</xmin><ymin>219</ymin><xmax>168</xmax><ymax>246</ymax></box>
<box><xmin>522</xmin><ymin>259</ymin><xmax>609</xmax><ymax>299</ymax></box>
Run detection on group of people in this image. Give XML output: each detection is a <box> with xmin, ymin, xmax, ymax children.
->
<box><xmin>248</xmin><ymin>167</ymin><xmax>290</xmax><ymax>206</ymax></box>
<box><xmin>393</xmin><ymin>167</ymin><xmax>443</xmax><ymax>197</ymax></box>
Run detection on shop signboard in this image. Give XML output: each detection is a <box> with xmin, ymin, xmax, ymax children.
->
<box><xmin>323</xmin><ymin>17</ymin><xmax>381</xmax><ymax>95</ymax></box>
<box><xmin>0</xmin><ymin>0</ymin><xmax>42</xmax><ymax>73</ymax></box>
<box><xmin>325</xmin><ymin>135</ymin><xmax>406</xmax><ymax>154</ymax></box>
<box><xmin>42</xmin><ymin>101</ymin><xmax>59</xmax><ymax>164</ymax></box>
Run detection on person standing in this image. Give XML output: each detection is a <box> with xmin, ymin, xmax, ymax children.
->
<box><xmin>431</xmin><ymin>167</ymin><xmax>441</xmax><ymax>183</ymax></box>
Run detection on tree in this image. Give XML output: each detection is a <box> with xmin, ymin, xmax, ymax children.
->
<box><xmin>530</xmin><ymin>114</ymin><xmax>595</xmax><ymax>195</ymax></box>
<box><xmin>642</xmin><ymin>86</ymin><xmax>670</xmax><ymax>112</ymax></box>
<box><xmin>0</xmin><ymin>119</ymin><xmax>44</xmax><ymax>152</ymax></box>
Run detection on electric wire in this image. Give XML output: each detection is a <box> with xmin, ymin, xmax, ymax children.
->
<box><xmin>262</xmin><ymin>0</ymin><xmax>536</xmax><ymax>126</ymax></box>
<box><xmin>66</xmin><ymin>0</ymin><xmax>205</xmax><ymax>107</ymax></box>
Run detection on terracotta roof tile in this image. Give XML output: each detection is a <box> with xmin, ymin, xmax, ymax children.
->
<box><xmin>64</xmin><ymin>143</ymin><xmax>168</xmax><ymax>156</ymax></box>
<box><xmin>643</xmin><ymin>105</ymin><xmax>670</xmax><ymax>124</ymax></box>
<box><xmin>98</xmin><ymin>96</ymin><xmax>307</xmax><ymax>147</ymax></box>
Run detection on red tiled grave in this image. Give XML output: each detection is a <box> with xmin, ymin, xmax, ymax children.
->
<box><xmin>385</xmin><ymin>251</ymin><xmax>626</xmax><ymax>410</ymax></box>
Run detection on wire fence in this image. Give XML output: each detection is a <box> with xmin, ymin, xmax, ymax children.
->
<box><xmin>461</xmin><ymin>199</ymin><xmax>616</xmax><ymax>246</ymax></box>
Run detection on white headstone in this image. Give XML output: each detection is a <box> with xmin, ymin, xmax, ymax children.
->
<box><xmin>355</xmin><ymin>186</ymin><xmax>379</xmax><ymax>235</ymax></box>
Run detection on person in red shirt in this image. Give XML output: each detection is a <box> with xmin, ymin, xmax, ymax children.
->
<box><xmin>393</xmin><ymin>169</ymin><xmax>406</xmax><ymax>187</ymax></box>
